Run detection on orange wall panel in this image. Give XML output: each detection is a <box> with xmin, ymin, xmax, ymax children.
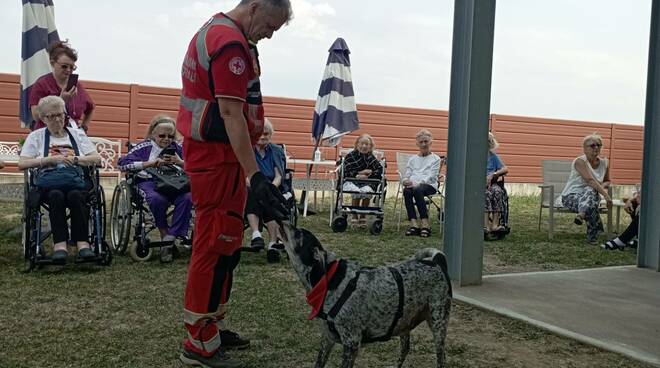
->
<box><xmin>0</xmin><ymin>73</ymin><xmax>645</xmax><ymax>185</ymax></box>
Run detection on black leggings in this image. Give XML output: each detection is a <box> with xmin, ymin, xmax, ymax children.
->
<box><xmin>403</xmin><ymin>184</ymin><xmax>437</xmax><ymax>220</ymax></box>
<box><xmin>45</xmin><ymin>189</ymin><xmax>89</xmax><ymax>244</ymax></box>
<box><xmin>619</xmin><ymin>214</ymin><xmax>639</xmax><ymax>243</ymax></box>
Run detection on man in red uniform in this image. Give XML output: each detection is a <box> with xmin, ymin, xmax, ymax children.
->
<box><xmin>177</xmin><ymin>1</ymin><xmax>292</xmax><ymax>367</ymax></box>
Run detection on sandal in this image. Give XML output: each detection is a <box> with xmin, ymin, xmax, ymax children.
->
<box><xmin>405</xmin><ymin>227</ymin><xmax>420</xmax><ymax>236</ymax></box>
<box><xmin>574</xmin><ymin>215</ymin><xmax>584</xmax><ymax>226</ymax></box>
<box><xmin>600</xmin><ymin>240</ymin><xmax>625</xmax><ymax>251</ymax></box>
<box><xmin>420</xmin><ymin>228</ymin><xmax>431</xmax><ymax>238</ymax></box>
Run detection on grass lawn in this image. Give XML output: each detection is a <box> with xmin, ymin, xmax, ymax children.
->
<box><xmin>0</xmin><ymin>195</ymin><xmax>649</xmax><ymax>368</ymax></box>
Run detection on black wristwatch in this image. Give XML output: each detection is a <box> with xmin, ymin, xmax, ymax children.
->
<box><xmin>73</xmin><ymin>156</ymin><xmax>79</xmax><ymax>165</ymax></box>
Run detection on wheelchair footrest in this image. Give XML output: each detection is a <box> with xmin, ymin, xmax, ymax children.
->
<box><xmin>74</xmin><ymin>255</ymin><xmax>106</xmax><ymax>264</ymax></box>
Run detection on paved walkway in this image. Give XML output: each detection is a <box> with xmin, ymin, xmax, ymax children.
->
<box><xmin>454</xmin><ymin>266</ymin><xmax>660</xmax><ymax>367</ymax></box>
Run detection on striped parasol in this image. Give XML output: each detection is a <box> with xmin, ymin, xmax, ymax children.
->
<box><xmin>311</xmin><ymin>38</ymin><xmax>359</xmax><ymax>147</ymax></box>
<box><xmin>20</xmin><ymin>0</ymin><xmax>60</xmax><ymax>129</ymax></box>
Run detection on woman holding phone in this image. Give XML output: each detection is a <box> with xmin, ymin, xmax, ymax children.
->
<box><xmin>118</xmin><ymin>115</ymin><xmax>192</xmax><ymax>263</ymax></box>
<box><xmin>29</xmin><ymin>40</ymin><xmax>95</xmax><ymax>132</ymax></box>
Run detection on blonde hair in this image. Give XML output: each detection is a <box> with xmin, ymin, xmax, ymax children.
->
<box><xmin>353</xmin><ymin>133</ymin><xmax>375</xmax><ymax>151</ymax></box>
<box><xmin>582</xmin><ymin>133</ymin><xmax>603</xmax><ymax>147</ymax></box>
<box><xmin>147</xmin><ymin>114</ymin><xmax>176</xmax><ymax>137</ymax></box>
<box><xmin>488</xmin><ymin>132</ymin><xmax>499</xmax><ymax>151</ymax></box>
<box><xmin>416</xmin><ymin>129</ymin><xmax>432</xmax><ymax>141</ymax></box>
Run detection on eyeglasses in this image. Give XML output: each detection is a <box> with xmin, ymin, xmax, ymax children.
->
<box><xmin>43</xmin><ymin>112</ymin><xmax>65</xmax><ymax>120</ymax></box>
<box><xmin>158</xmin><ymin>134</ymin><xmax>175</xmax><ymax>139</ymax></box>
<box><xmin>589</xmin><ymin>143</ymin><xmax>602</xmax><ymax>149</ymax></box>
<box><xmin>55</xmin><ymin>62</ymin><xmax>77</xmax><ymax>71</ymax></box>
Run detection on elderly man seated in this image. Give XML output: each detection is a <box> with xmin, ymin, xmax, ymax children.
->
<box><xmin>246</xmin><ymin>119</ymin><xmax>291</xmax><ymax>262</ymax></box>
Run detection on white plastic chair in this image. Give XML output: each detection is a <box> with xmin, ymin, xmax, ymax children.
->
<box><xmin>393</xmin><ymin>152</ymin><xmax>446</xmax><ymax>233</ymax></box>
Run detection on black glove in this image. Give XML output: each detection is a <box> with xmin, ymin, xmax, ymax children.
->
<box><xmin>250</xmin><ymin>172</ymin><xmax>290</xmax><ymax>222</ymax></box>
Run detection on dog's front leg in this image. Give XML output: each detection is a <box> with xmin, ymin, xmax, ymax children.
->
<box><xmin>314</xmin><ymin>333</ymin><xmax>335</xmax><ymax>368</ymax></box>
<box><xmin>340</xmin><ymin>343</ymin><xmax>359</xmax><ymax>368</ymax></box>
<box><xmin>397</xmin><ymin>333</ymin><xmax>411</xmax><ymax>368</ymax></box>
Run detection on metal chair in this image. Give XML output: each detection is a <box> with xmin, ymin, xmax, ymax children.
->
<box><xmin>538</xmin><ymin>160</ymin><xmax>612</xmax><ymax>240</ymax></box>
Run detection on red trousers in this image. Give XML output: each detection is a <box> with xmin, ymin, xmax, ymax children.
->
<box><xmin>183</xmin><ymin>164</ymin><xmax>246</xmax><ymax>356</ymax></box>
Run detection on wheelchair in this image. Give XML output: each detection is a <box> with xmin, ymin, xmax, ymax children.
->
<box><xmin>110</xmin><ymin>170</ymin><xmax>193</xmax><ymax>262</ymax></box>
<box><xmin>331</xmin><ymin>153</ymin><xmax>387</xmax><ymax>235</ymax></box>
<box><xmin>484</xmin><ymin>175</ymin><xmax>511</xmax><ymax>241</ymax></box>
<box><xmin>22</xmin><ymin>165</ymin><xmax>112</xmax><ymax>271</ymax></box>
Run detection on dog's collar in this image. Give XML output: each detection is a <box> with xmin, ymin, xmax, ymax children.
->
<box><xmin>306</xmin><ymin>260</ymin><xmax>340</xmax><ymax>320</ymax></box>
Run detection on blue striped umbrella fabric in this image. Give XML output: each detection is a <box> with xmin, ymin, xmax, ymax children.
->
<box><xmin>311</xmin><ymin>38</ymin><xmax>359</xmax><ymax>147</ymax></box>
<box><xmin>20</xmin><ymin>0</ymin><xmax>59</xmax><ymax>129</ymax></box>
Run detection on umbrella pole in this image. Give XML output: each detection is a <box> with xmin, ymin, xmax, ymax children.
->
<box><xmin>298</xmin><ymin>140</ymin><xmax>321</xmax><ymax>215</ymax></box>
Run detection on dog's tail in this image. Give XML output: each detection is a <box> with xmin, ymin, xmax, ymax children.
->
<box><xmin>415</xmin><ymin>248</ymin><xmax>453</xmax><ymax>297</ymax></box>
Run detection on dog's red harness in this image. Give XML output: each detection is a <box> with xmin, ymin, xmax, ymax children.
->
<box><xmin>306</xmin><ymin>260</ymin><xmax>340</xmax><ymax>320</ymax></box>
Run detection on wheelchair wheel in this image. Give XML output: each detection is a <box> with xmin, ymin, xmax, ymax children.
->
<box><xmin>110</xmin><ymin>182</ymin><xmax>132</xmax><ymax>254</ymax></box>
<box><xmin>331</xmin><ymin>216</ymin><xmax>348</xmax><ymax>233</ymax></box>
<box><xmin>129</xmin><ymin>238</ymin><xmax>153</xmax><ymax>262</ymax></box>
<box><xmin>98</xmin><ymin>186</ymin><xmax>106</xmax><ymax>240</ymax></box>
<box><xmin>370</xmin><ymin>219</ymin><xmax>383</xmax><ymax>235</ymax></box>
<box><xmin>22</xmin><ymin>208</ymin><xmax>36</xmax><ymax>272</ymax></box>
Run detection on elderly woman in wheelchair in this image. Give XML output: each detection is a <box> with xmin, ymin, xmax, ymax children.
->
<box><xmin>341</xmin><ymin>134</ymin><xmax>384</xmax><ymax>228</ymax></box>
<box><xmin>117</xmin><ymin>114</ymin><xmax>193</xmax><ymax>263</ymax></box>
<box><xmin>19</xmin><ymin>95</ymin><xmax>103</xmax><ymax>266</ymax></box>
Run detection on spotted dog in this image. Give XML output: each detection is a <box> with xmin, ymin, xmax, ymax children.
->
<box><xmin>279</xmin><ymin>224</ymin><xmax>452</xmax><ymax>368</ymax></box>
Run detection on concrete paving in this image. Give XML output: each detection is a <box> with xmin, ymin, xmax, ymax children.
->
<box><xmin>454</xmin><ymin>266</ymin><xmax>660</xmax><ymax>367</ymax></box>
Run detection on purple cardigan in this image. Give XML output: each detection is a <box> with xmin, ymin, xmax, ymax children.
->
<box><xmin>118</xmin><ymin>140</ymin><xmax>184</xmax><ymax>172</ymax></box>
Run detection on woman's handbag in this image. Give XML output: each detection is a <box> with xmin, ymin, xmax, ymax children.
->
<box><xmin>34</xmin><ymin>128</ymin><xmax>86</xmax><ymax>191</ymax></box>
<box><xmin>146</xmin><ymin>166</ymin><xmax>190</xmax><ymax>197</ymax></box>
<box><xmin>35</xmin><ymin>166</ymin><xmax>86</xmax><ymax>191</ymax></box>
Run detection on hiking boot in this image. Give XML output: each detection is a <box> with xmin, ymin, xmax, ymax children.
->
<box><xmin>179</xmin><ymin>348</ymin><xmax>243</xmax><ymax>368</ymax></box>
<box><xmin>219</xmin><ymin>330</ymin><xmax>250</xmax><ymax>350</ymax></box>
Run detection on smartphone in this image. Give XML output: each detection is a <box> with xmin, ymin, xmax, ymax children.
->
<box><xmin>160</xmin><ymin>147</ymin><xmax>176</xmax><ymax>157</ymax></box>
<box><xmin>65</xmin><ymin>74</ymin><xmax>79</xmax><ymax>91</ymax></box>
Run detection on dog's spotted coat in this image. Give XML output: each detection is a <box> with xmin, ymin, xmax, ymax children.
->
<box><xmin>280</xmin><ymin>225</ymin><xmax>452</xmax><ymax>368</ymax></box>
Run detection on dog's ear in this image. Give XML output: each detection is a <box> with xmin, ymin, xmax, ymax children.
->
<box><xmin>296</xmin><ymin>229</ymin><xmax>316</xmax><ymax>266</ymax></box>
<box><xmin>301</xmin><ymin>229</ymin><xmax>324</xmax><ymax>251</ymax></box>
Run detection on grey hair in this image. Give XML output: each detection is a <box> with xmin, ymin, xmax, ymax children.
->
<box><xmin>416</xmin><ymin>129</ymin><xmax>432</xmax><ymax>141</ymax></box>
<box><xmin>239</xmin><ymin>0</ymin><xmax>293</xmax><ymax>23</ymax></box>
<box><xmin>582</xmin><ymin>133</ymin><xmax>603</xmax><ymax>147</ymax></box>
<box><xmin>488</xmin><ymin>132</ymin><xmax>499</xmax><ymax>151</ymax></box>
<box><xmin>263</xmin><ymin>118</ymin><xmax>274</xmax><ymax>134</ymax></box>
<box><xmin>37</xmin><ymin>95</ymin><xmax>65</xmax><ymax>116</ymax></box>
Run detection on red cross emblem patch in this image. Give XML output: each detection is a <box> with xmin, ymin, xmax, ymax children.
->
<box><xmin>229</xmin><ymin>56</ymin><xmax>246</xmax><ymax>75</ymax></box>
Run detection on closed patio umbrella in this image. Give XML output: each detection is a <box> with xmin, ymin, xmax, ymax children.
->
<box><xmin>20</xmin><ymin>0</ymin><xmax>60</xmax><ymax>129</ymax></box>
<box><xmin>311</xmin><ymin>37</ymin><xmax>359</xmax><ymax>147</ymax></box>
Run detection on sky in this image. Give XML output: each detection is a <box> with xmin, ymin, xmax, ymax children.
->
<box><xmin>1</xmin><ymin>0</ymin><xmax>652</xmax><ymax>125</ymax></box>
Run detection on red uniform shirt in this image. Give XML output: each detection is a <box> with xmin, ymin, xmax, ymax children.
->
<box><xmin>178</xmin><ymin>13</ymin><xmax>263</xmax><ymax>172</ymax></box>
